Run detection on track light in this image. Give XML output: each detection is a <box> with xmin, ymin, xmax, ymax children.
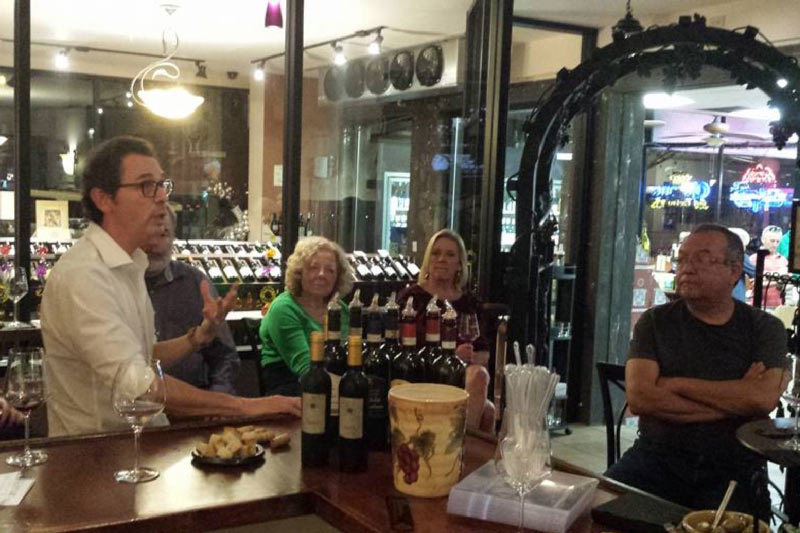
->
<box><xmin>55</xmin><ymin>49</ymin><xmax>69</xmax><ymax>70</ymax></box>
<box><xmin>777</xmin><ymin>78</ymin><xmax>788</xmax><ymax>88</ymax></box>
<box><xmin>332</xmin><ymin>43</ymin><xmax>346</xmax><ymax>66</ymax></box>
<box><xmin>368</xmin><ymin>32</ymin><xmax>383</xmax><ymax>56</ymax></box>
<box><xmin>253</xmin><ymin>62</ymin><xmax>266</xmax><ymax>81</ymax></box>
<box><xmin>97</xmin><ymin>107</ymin><xmax>103</xmax><ymax>115</ymax></box>
<box><xmin>265</xmin><ymin>0</ymin><xmax>283</xmax><ymax>28</ymax></box>
<box><xmin>195</xmin><ymin>61</ymin><xmax>207</xmax><ymax>79</ymax></box>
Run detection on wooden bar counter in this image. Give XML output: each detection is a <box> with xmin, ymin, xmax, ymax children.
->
<box><xmin>0</xmin><ymin>419</ymin><xmax>618</xmax><ymax>532</ymax></box>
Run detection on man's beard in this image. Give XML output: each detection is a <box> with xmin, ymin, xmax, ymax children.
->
<box><xmin>146</xmin><ymin>254</ymin><xmax>171</xmax><ymax>277</ymax></box>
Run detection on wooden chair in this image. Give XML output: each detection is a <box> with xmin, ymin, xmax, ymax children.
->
<box><xmin>240</xmin><ymin>318</ymin><xmax>267</xmax><ymax>397</ymax></box>
<box><xmin>596</xmin><ymin>361</ymin><xmax>627</xmax><ymax>469</ymax></box>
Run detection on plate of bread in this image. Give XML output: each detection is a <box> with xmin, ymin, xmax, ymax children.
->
<box><xmin>192</xmin><ymin>425</ymin><xmax>290</xmax><ymax>466</ymax></box>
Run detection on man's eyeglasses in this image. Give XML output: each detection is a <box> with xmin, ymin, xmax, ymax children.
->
<box><xmin>674</xmin><ymin>252</ymin><xmax>735</xmax><ymax>269</ymax></box>
<box><xmin>117</xmin><ymin>179</ymin><xmax>174</xmax><ymax>198</ymax></box>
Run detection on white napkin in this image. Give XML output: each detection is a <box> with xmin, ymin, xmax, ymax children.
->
<box><xmin>0</xmin><ymin>472</ymin><xmax>35</xmax><ymax>506</ymax></box>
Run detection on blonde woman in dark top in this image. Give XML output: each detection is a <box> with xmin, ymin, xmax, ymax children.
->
<box><xmin>398</xmin><ymin>229</ymin><xmax>495</xmax><ymax>431</ymax></box>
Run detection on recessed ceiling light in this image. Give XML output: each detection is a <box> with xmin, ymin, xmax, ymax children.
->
<box><xmin>728</xmin><ymin>107</ymin><xmax>781</xmax><ymax>121</ymax></box>
<box><xmin>642</xmin><ymin>92</ymin><xmax>693</xmax><ymax>109</ymax></box>
<box><xmin>776</xmin><ymin>78</ymin><xmax>788</xmax><ymax>89</ymax></box>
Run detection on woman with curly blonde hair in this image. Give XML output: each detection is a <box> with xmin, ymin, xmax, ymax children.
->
<box><xmin>260</xmin><ymin>237</ymin><xmax>353</xmax><ymax>395</ymax></box>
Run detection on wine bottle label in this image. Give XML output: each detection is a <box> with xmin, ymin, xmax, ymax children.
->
<box><xmin>425</xmin><ymin>334</ymin><xmax>441</xmax><ymax>342</ymax></box>
<box><xmin>401</xmin><ymin>323</ymin><xmax>416</xmax><ymax>346</ymax></box>
<box><xmin>367</xmin><ymin>376</ymin><xmax>388</xmax><ymax>417</ymax></box>
<box><xmin>441</xmin><ymin>340</ymin><xmax>456</xmax><ymax>350</ymax></box>
<box><xmin>302</xmin><ymin>392</ymin><xmax>326</xmax><ymax>434</ymax></box>
<box><xmin>328</xmin><ymin>372</ymin><xmax>342</xmax><ymax>417</ymax></box>
<box><xmin>327</xmin><ymin>332</ymin><xmax>341</xmax><ymax>341</ymax></box>
<box><xmin>366</xmin><ymin>334</ymin><xmax>382</xmax><ymax>343</ymax></box>
<box><xmin>385</xmin><ymin>330</ymin><xmax>398</xmax><ymax>340</ymax></box>
<box><xmin>339</xmin><ymin>397</ymin><xmax>364</xmax><ymax>439</ymax></box>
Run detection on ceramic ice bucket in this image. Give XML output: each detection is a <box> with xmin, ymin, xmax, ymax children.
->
<box><xmin>388</xmin><ymin>383</ymin><xmax>468</xmax><ymax>497</ymax></box>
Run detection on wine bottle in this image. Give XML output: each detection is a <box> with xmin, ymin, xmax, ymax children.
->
<box><xmin>269</xmin><ymin>213</ymin><xmax>280</xmax><ymax>235</ymax></box>
<box><xmin>352</xmin><ymin>255</ymin><xmax>372</xmax><ymax>281</ymax></box>
<box><xmin>382</xmin><ymin>292</ymin><xmax>402</xmax><ymax>365</ymax></box>
<box><xmin>417</xmin><ymin>295</ymin><xmax>443</xmax><ymax>380</ymax></box>
<box><xmin>431</xmin><ymin>302</ymin><xmax>466</xmax><ymax>387</ymax></box>
<box><xmin>339</xmin><ymin>334</ymin><xmax>369</xmax><ymax>473</ymax></box>
<box><xmin>402</xmin><ymin>256</ymin><xmax>421</xmax><ymax>278</ymax></box>
<box><xmin>392</xmin><ymin>256</ymin><xmax>410</xmax><ymax>280</ymax></box>
<box><xmin>363</xmin><ymin>294</ymin><xmax>389</xmax><ymax>451</ymax></box>
<box><xmin>222</xmin><ymin>259</ymin><xmax>241</xmax><ymax>283</ymax></box>
<box><xmin>392</xmin><ymin>297</ymin><xmax>425</xmax><ymax>385</ymax></box>
<box><xmin>250</xmin><ymin>259</ymin><xmax>270</xmax><ymax>282</ymax></box>
<box><xmin>368</xmin><ymin>258</ymin><xmax>384</xmax><ymax>280</ymax></box>
<box><xmin>349</xmin><ymin>289</ymin><xmax>364</xmax><ymax>345</ymax></box>
<box><xmin>189</xmin><ymin>259</ymin><xmax>208</xmax><ymax>277</ymax></box>
<box><xmin>301</xmin><ymin>331</ymin><xmax>331</xmax><ymax>467</ymax></box>
<box><xmin>236</xmin><ymin>259</ymin><xmax>256</xmax><ymax>283</ymax></box>
<box><xmin>323</xmin><ymin>294</ymin><xmax>347</xmax><ymax>447</ymax></box>
<box><xmin>203</xmin><ymin>259</ymin><xmax>224</xmax><ymax>282</ymax></box>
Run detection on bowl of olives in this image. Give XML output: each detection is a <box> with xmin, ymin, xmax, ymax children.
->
<box><xmin>682</xmin><ymin>510</ymin><xmax>769</xmax><ymax>533</ymax></box>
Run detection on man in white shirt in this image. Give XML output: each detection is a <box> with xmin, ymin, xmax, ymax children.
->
<box><xmin>41</xmin><ymin>136</ymin><xmax>300</xmax><ymax>436</ymax></box>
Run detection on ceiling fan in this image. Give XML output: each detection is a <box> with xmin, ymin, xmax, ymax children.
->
<box><xmin>655</xmin><ymin>116</ymin><xmax>771</xmax><ymax>147</ymax></box>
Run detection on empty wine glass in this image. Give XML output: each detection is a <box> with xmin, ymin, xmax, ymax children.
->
<box><xmin>780</xmin><ymin>353</ymin><xmax>800</xmax><ymax>451</ymax></box>
<box><xmin>497</xmin><ymin>409</ymin><xmax>551</xmax><ymax>531</ymax></box>
<box><xmin>4</xmin><ymin>347</ymin><xmax>47</xmax><ymax>467</ymax></box>
<box><xmin>3</xmin><ymin>267</ymin><xmax>29</xmax><ymax>328</ymax></box>
<box><xmin>457</xmin><ymin>312</ymin><xmax>480</xmax><ymax>345</ymax></box>
<box><xmin>111</xmin><ymin>358</ymin><xmax>166</xmax><ymax>483</ymax></box>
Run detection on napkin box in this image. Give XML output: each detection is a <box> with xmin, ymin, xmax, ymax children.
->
<box><xmin>447</xmin><ymin>461</ymin><xmax>598</xmax><ymax>533</ymax></box>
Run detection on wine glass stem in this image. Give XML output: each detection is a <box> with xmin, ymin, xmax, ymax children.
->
<box><xmin>133</xmin><ymin>425</ymin><xmax>143</xmax><ymax>473</ymax></box>
<box><xmin>12</xmin><ymin>300</ymin><xmax>18</xmax><ymax>324</ymax></box>
<box><xmin>518</xmin><ymin>489</ymin><xmax>525</xmax><ymax>532</ymax></box>
<box><xmin>23</xmin><ymin>412</ymin><xmax>30</xmax><ymax>457</ymax></box>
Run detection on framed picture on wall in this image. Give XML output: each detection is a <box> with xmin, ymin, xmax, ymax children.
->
<box><xmin>35</xmin><ymin>199</ymin><xmax>70</xmax><ymax>241</ymax></box>
<box><xmin>789</xmin><ymin>200</ymin><xmax>800</xmax><ymax>273</ymax></box>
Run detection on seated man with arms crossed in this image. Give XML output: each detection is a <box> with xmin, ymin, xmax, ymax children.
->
<box><xmin>606</xmin><ymin>223</ymin><xmax>788</xmax><ymax>518</ymax></box>
<box><xmin>145</xmin><ymin>206</ymin><xmax>240</xmax><ymax>395</ymax></box>
<box><xmin>41</xmin><ymin>136</ymin><xmax>300</xmax><ymax>436</ymax></box>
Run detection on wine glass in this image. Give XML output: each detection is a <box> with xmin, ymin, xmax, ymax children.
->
<box><xmin>4</xmin><ymin>347</ymin><xmax>47</xmax><ymax>467</ymax></box>
<box><xmin>457</xmin><ymin>312</ymin><xmax>480</xmax><ymax>345</ymax></box>
<box><xmin>111</xmin><ymin>358</ymin><xmax>166</xmax><ymax>483</ymax></box>
<box><xmin>497</xmin><ymin>409</ymin><xmax>550</xmax><ymax>531</ymax></box>
<box><xmin>780</xmin><ymin>353</ymin><xmax>800</xmax><ymax>451</ymax></box>
<box><xmin>3</xmin><ymin>267</ymin><xmax>29</xmax><ymax>328</ymax></box>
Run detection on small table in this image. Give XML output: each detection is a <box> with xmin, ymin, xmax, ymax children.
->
<box><xmin>736</xmin><ymin>418</ymin><xmax>800</xmax><ymax>525</ymax></box>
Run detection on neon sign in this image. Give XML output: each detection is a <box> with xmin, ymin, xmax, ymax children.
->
<box><xmin>647</xmin><ymin>172</ymin><xmax>711</xmax><ymax>211</ymax></box>
<box><xmin>729</xmin><ymin>163</ymin><xmax>790</xmax><ymax>213</ymax></box>
<box><xmin>741</xmin><ymin>163</ymin><xmax>777</xmax><ymax>185</ymax></box>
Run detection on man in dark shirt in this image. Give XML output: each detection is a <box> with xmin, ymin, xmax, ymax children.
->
<box><xmin>606</xmin><ymin>223</ymin><xmax>789</xmax><ymax>517</ymax></box>
<box><xmin>144</xmin><ymin>207</ymin><xmax>240</xmax><ymax>394</ymax></box>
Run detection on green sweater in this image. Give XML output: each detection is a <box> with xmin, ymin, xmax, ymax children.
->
<box><xmin>259</xmin><ymin>291</ymin><xmax>349</xmax><ymax>376</ymax></box>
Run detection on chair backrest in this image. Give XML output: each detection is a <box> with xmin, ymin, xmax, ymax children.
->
<box><xmin>596</xmin><ymin>361</ymin><xmax>627</xmax><ymax>469</ymax></box>
<box><xmin>242</xmin><ymin>318</ymin><xmax>267</xmax><ymax>396</ymax></box>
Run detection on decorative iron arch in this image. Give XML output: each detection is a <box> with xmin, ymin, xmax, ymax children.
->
<box><xmin>510</xmin><ymin>14</ymin><xmax>800</xmax><ymax>361</ymax></box>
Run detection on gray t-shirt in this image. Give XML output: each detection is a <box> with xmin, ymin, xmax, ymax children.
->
<box><xmin>629</xmin><ymin>298</ymin><xmax>788</xmax><ymax>461</ymax></box>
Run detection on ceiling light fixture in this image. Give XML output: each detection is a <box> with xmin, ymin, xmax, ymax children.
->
<box><xmin>368</xmin><ymin>32</ymin><xmax>383</xmax><ymax>56</ymax></box>
<box><xmin>253</xmin><ymin>61</ymin><xmax>266</xmax><ymax>81</ymax></box>
<box><xmin>0</xmin><ymin>74</ymin><xmax>6</xmax><ymax>87</ymax></box>
<box><xmin>642</xmin><ymin>92</ymin><xmax>693</xmax><ymax>109</ymax></box>
<box><xmin>777</xmin><ymin>78</ymin><xmax>788</xmax><ymax>88</ymax></box>
<box><xmin>0</xmin><ymin>136</ymin><xmax>7</xmax><ymax>147</ymax></box>
<box><xmin>97</xmin><ymin>107</ymin><xmax>103</xmax><ymax>115</ymax></box>
<box><xmin>612</xmin><ymin>0</ymin><xmax>643</xmax><ymax>40</ymax></box>
<box><xmin>130</xmin><ymin>4</ymin><xmax>204</xmax><ymax>120</ymax></box>
<box><xmin>332</xmin><ymin>43</ymin><xmax>346</xmax><ymax>66</ymax></box>
<box><xmin>265</xmin><ymin>0</ymin><xmax>283</xmax><ymax>28</ymax></box>
<box><xmin>55</xmin><ymin>49</ymin><xmax>70</xmax><ymax>70</ymax></box>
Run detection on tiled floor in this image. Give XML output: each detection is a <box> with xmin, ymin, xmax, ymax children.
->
<box><xmin>551</xmin><ymin>422</ymin><xmax>787</xmax><ymax>517</ymax></box>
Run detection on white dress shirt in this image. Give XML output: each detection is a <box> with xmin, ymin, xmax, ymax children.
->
<box><xmin>41</xmin><ymin>223</ymin><xmax>167</xmax><ymax>436</ymax></box>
